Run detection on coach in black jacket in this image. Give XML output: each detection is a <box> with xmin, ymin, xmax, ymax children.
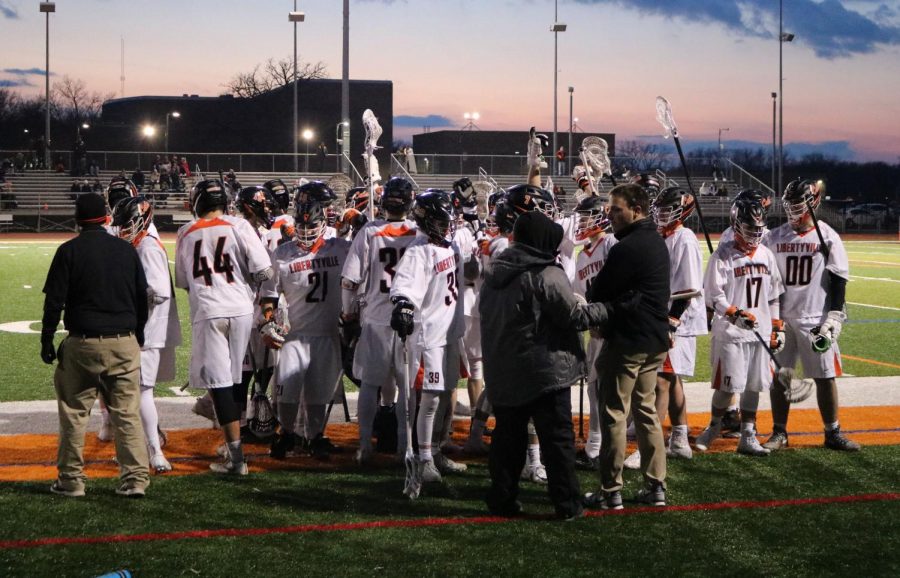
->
<box><xmin>480</xmin><ymin>211</ymin><xmax>611</xmax><ymax>520</ymax></box>
<box><xmin>586</xmin><ymin>183</ymin><xmax>671</xmax><ymax>507</ymax></box>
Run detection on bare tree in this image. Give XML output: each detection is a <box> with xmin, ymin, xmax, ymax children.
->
<box><xmin>224</xmin><ymin>56</ymin><xmax>328</xmax><ymax>98</ymax></box>
<box><xmin>51</xmin><ymin>76</ymin><xmax>114</xmax><ymax>123</ymax></box>
<box><xmin>616</xmin><ymin>140</ymin><xmax>667</xmax><ymax>172</ymax></box>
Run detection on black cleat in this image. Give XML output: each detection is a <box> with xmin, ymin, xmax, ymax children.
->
<box><xmin>824</xmin><ymin>428</ymin><xmax>861</xmax><ymax>452</ymax></box>
<box><xmin>721</xmin><ymin>409</ymin><xmax>742</xmax><ymax>438</ymax></box>
<box><xmin>574</xmin><ymin>448</ymin><xmax>600</xmax><ymax>471</ymax></box>
<box><xmin>269</xmin><ymin>431</ymin><xmax>295</xmax><ymax>459</ymax></box>
<box><xmin>308</xmin><ymin>434</ymin><xmax>333</xmax><ymax>460</ymax></box>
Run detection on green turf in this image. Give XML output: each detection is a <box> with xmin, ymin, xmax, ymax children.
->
<box><xmin>1</xmin><ymin>240</ymin><xmax>898</xmax><ymax>402</ymax></box>
<box><xmin>0</xmin><ymin>445</ymin><xmax>898</xmax><ymax>576</ymax></box>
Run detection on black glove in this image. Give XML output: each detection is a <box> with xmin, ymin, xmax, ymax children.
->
<box><xmin>390</xmin><ymin>297</ymin><xmax>415</xmax><ymax>339</ymax></box>
<box><xmin>339</xmin><ymin>314</ymin><xmax>361</xmax><ymax>347</ymax></box>
<box><xmin>40</xmin><ymin>336</ymin><xmax>56</xmax><ymax>365</ymax></box>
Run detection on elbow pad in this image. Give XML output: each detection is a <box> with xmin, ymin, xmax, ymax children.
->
<box><xmin>252</xmin><ymin>267</ymin><xmax>274</xmax><ymax>283</ymax></box>
<box><xmin>827</xmin><ymin>271</ymin><xmax>847</xmax><ymax>311</ymax></box>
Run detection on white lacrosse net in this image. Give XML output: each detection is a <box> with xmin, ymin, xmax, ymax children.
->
<box><xmin>581</xmin><ymin>136</ymin><xmax>612</xmax><ymax>177</ymax></box>
<box><xmin>363</xmin><ymin>109</ymin><xmax>383</xmax><ymax>154</ymax></box>
<box><xmin>472</xmin><ymin>181</ymin><xmax>493</xmax><ymax>220</ymax></box>
<box><xmin>656</xmin><ymin>96</ymin><xmax>678</xmax><ymax>139</ymax></box>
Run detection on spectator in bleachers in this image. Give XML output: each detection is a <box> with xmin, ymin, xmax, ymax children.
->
<box><xmin>55</xmin><ymin>157</ymin><xmax>67</xmax><ymax>173</ymax></box>
<box><xmin>131</xmin><ymin>168</ymin><xmax>145</xmax><ymax>192</ymax></box>
<box><xmin>169</xmin><ymin>155</ymin><xmax>182</xmax><ymax>192</ymax></box>
<box><xmin>179</xmin><ymin>157</ymin><xmax>191</xmax><ymax>178</ymax></box>
<box><xmin>14</xmin><ymin>152</ymin><xmax>26</xmax><ymax>174</ymax></box>
<box><xmin>92</xmin><ymin>179</ymin><xmax>103</xmax><ymax>193</ymax></box>
<box><xmin>89</xmin><ymin>159</ymin><xmax>100</xmax><ymax>177</ymax></box>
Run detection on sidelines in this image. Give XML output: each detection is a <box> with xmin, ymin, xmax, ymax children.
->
<box><xmin>1</xmin><ymin>492</ymin><xmax>896</xmax><ymax>551</ymax></box>
<box><xmin>842</xmin><ymin>354</ymin><xmax>900</xmax><ymax>370</ymax></box>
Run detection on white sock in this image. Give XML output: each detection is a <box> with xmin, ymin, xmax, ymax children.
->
<box><xmin>139</xmin><ymin>386</ymin><xmax>161</xmax><ymax>454</ymax></box>
<box><xmin>586</xmin><ymin>432</ymin><xmax>602</xmax><ymax>458</ymax></box>
<box><xmin>825</xmin><ymin>421</ymin><xmax>840</xmax><ymax>432</ymax></box>
<box><xmin>527</xmin><ymin>443</ymin><xmax>541</xmax><ymax>466</ymax></box>
<box><xmin>100</xmin><ymin>403</ymin><xmax>111</xmax><ymax>425</ymax></box>
<box><xmin>741</xmin><ymin>422</ymin><xmax>756</xmax><ymax>437</ymax></box>
<box><xmin>416</xmin><ymin>392</ymin><xmax>440</xmax><ymax>461</ymax></box>
<box><xmin>227</xmin><ymin>440</ymin><xmax>244</xmax><ymax>464</ymax></box>
<box><xmin>673</xmin><ymin>424</ymin><xmax>689</xmax><ymax>438</ymax></box>
<box><xmin>357</xmin><ymin>385</ymin><xmax>379</xmax><ymax>449</ymax></box>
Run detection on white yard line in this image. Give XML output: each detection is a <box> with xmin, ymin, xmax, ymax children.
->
<box><xmin>850</xmin><ymin>260</ymin><xmax>900</xmax><ymax>266</ymax></box>
<box><xmin>850</xmin><ymin>275</ymin><xmax>900</xmax><ymax>284</ymax></box>
<box><xmin>848</xmin><ymin>301</ymin><xmax>900</xmax><ymax>312</ymax></box>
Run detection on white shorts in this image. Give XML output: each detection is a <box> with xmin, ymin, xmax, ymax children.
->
<box><xmin>711</xmin><ymin>341</ymin><xmax>772</xmax><ymax>394</ymax></box>
<box><xmin>242</xmin><ymin>328</ymin><xmax>279</xmax><ymax>372</ymax></box>
<box><xmin>354</xmin><ymin>323</ymin><xmax>400</xmax><ymax>386</ymax></box>
<box><xmin>140</xmin><ymin>346</ymin><xmax>176</xmax><ymax>387</ymax></box>
<box><xmin>275</xmin><ymin>333</ymin><xmax>342</xmax><ymax>405</ymax></box>
<box><xmin>661</xmin><ymin>336</ymin><xmax>697</xmax><ymax>378</ymax></box>
<box><xmin>776</xmin><ymin>318</ymin><xmax>843</xmax><ymax>379</ymax></box>
<box><xmin>407</xmin><ymin>341</ymin><xmax>462</xmax><ymax>393</ymax></box>
<box><xmin>190</xmin><ymin>315</ymin><xmax>252</xmax><ymax>389</ymax></box>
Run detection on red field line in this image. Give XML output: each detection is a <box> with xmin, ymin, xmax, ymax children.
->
<box><xmin>1</xmin><ymin>492</ymin><xmax>896</xmax><ymax>551</ymax></box>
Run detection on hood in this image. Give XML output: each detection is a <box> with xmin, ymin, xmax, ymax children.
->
<box><xmin>484</xmin><ymin>242</ymin><xmax>558</xmax><ymax>289</ymax></box>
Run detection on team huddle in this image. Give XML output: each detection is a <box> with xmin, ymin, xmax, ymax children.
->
<box><xmin>100</xmin><ymin>138</ymin><xmax>858</xmax><ymax>498</ymax></box>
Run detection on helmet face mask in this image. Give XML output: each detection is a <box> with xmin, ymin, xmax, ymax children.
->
<box><xmin>413</xmin><ymin>189</ymin><xmax>456</xmax><ymax>247</ymax></box>
<box><xmin>574</xmin><ymin>196</ymin><xmax>610</xmax><ymax>240</ymax></box>
<box><xmin>782</xmin><ymin>179</ymin><xmax>821</xmax><ymax>226</ymax></box>
<box><xmin>295</xmin><ymin>181</ymin><xmax>337</xmax><ymax>227</ymax></box>
<box><xmin>731</xmin><ymin>199</ymin><xmax>767</xmax><ymax>251</ymax></box>
<box><xmin>238</xmin><ymin>186</ymin><xmax>275</xmax><ymax>229</ymax></box>
<box><xmin>112</xmin><ymin>196</ymin><xmax>153</xmax><ymax>246</ymax></box>
<box><xmin>294</xmin><ymin>201</ymin><xmax>326</xmax><ymax>250</ymax></box>
<box><xmin>507</xmin><ymin>184</ymin><xmax>556</xmax><ymax>220</ymax></box>
<box><xmin>651</xmin><ymin>187</ymin><xmax>695</xmax><ymax>229</ymax></box>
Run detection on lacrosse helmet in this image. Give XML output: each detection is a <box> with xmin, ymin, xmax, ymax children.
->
<box><xmin>485</xmin><ymin>191</ymin><xmax>508</xmax><ymax>237</ymax></box>
<box><xmin>112</xmin><ymin>195</ymin><xmax>153</xmax><ymax>246</ymax></box>
<box><xmin>346</xmin><ymin>187</ymin><xmax>370</xmax><ymax>212</ymax></box>
<box><xmin>381</xmin><ymin>176</ymin><xmax>415</xmax><ymax>214</ymax></box>
<box><xmin>493</xmin><ymin>202</ymin><xmax>518</xmax><ymax>235</ymax></box>
<box><xmin>574</xmin><ymin>195</ymin><xmax>610</xmax><ymax>240</ymax></box>
<box><xmin>295</xmin><ymin>181</ymin><xmax>338</xmax><ymax>226</ymax></box>
<box><xmin>651</xmin><ymin>186</ymin><xmax>696</xmax><ymax>229</ymax></box>
<box><xmin>190</xmin><ymin>179</ymin><xmax>228</xmax><ymax>216</ymax></box>
<box><xmin>262</xmin><ymin>179</ymin><xmax>290</xmax><ymax>214</ymax></box>
<box><xmin>412</xmin><ymin>189</ymin><xmax>456</xmax><ymax>247</ymax></box>
<box><xmin>782</xmin><ymin>178</ymin><xmax>823</xmax><ymax>226</ymax></box>
<box><xmin>631</xmin><ymin>173</ymin><xmax>661</xmax><ymax>198</ymax></box>
<box><xmin>734</xmin><ymin>188</ymin><xmax>773</xmax><ymax>214</ymax></box>
<box><xmin>237</xmin><ymin>186</ymin><xmax>275</xmax><ymax>229</ymax></box>
<box><xmin>506</xmin><ymin>184</ymin><xmax>556</xmax><ymax>218</ymax></box>
<box><xmin>106</xmin><ymin>179</ymin><xmax>138</xmax><ymax>210</ymax></box>
<box><xmin>730</xmin><ymin>198</ymin><xmax>767</xmax><ymax>251</ymax></box>
<box><xmin>294</xmin><ymin>200</ymin><xmax>327</xmax><ymax>250</ymax></box>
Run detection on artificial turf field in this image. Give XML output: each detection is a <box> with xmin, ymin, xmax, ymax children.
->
<box><xmin>0</xmin><ymin>233</ymin><xmax>898</xmax><ymax>576</ymax></box>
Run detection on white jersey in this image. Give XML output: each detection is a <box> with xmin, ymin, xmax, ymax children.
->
<box><xmin>704</xmin><ymin>240</ymin><xmax>783</xmax><ymax>343</ymax></box>
<box><xmin>135</xmin><ymin>234</ymin><xmax>182</xmax><ymax>349</ymax></box>
<box><xmin>556</xmin><ymin>214</ymin><xmax>578</xmax><ymax>285</ymax></box>
<box><xmin>174</xmin><ymin>215</ymin><xmax>272</xmax><ymax>322</ymax></box>
<box><xmin>341</xmin><ymin>219</ymin><xmax>418</xmax><ymax>327</ymax></box>
<box><xmin>665</xmin><ymin>226</ymin><xmax>708</xmax><ymax>336</ymax></box>
<box><xmin>454</xmin><ymin>225</ymin><xmax>478</xmax><ymax>317</ymax></box>
<box><xmin>390</xmin><ymin>233</ymin><xmax>465</xmax><ymax>349</ymax></box>
<box><xmin>763</xmin><ymin>221</ymin><xmax>849</xmax><ymax>323</ymax></box>
<box><xmin>574</xmin><ymin>234</ymin><xmax>616</xmax><ymax>297</ymax></box>
<box><xmin>263</xmin><ymin>237</ymin><xmax>350</xmax><ymax>337</ymax></box>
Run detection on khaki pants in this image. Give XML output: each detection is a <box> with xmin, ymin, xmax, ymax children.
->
<box><xmin>54</xmin><ymin>334</ymin><xmax>149</xmax><ymax>491</ymax></box>
<box><xmin>597</xmin><ymin>348</ymin><xmax>667</xmax><ymax>492</ymax></box>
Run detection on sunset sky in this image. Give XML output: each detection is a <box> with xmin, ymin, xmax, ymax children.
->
<box><xmin>2</xmin><ymin>0</ymin><xmax>898</xmax><ymax>162</ymax></box>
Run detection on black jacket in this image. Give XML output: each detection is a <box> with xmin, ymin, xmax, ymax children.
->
<box><xmin>587</xmin><ymin>217</ymin><xmax>670</xmax><ymax>354</ymax></box>
<box><xmin>480</xmin><ymin>242</ymin><xmax>610</xmax><ymax>407</ymax></box>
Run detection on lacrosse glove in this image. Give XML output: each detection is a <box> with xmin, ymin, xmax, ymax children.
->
<box><xmin>390</xmin><ymin>296</ymin><xmax>415</xmax><ymax>338</ymax></box>
<box><xmin>725</xmin><ymin>305</ymin><xmax>758</xmax><ymax>330</ymax></box>
<box><xmin>770</xmin><ymin>319</ymin><xmax>786</xmax><ymax>353</ymax></box>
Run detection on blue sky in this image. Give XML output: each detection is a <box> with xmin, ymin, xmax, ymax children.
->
<box><xmin>2</xmin><ymin>0</ymin><xmax>898</xmax><ymax>162</ymax></box>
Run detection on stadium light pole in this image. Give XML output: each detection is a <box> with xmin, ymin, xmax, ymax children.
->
<box><xmin>568</xmin><ymin>86</ymin><xmax>574</xmax><ymax>177</ymax></box>
<box><xmin>289</xmin><ymin>7</ymin><xmax>306</xmax><ymax>175</ymax></box>
<box><xmin>771</xmin><ymin>92</ymin><xmax>777</xmax><ymax>192</ymax></box>
<box><xmin>778</xmin><ymin>0</ymin><xmax>794</xmax><ymax>195</ymax></box>
<box><xmin>40</xmin><ymin>2</ymin><xmax>55</xmax><ymax>170</ymax></box>
<box><xmin>551</xmin><ymin>5</ymin><xmax>567</xmax><ymax>178</ymax></box>
<box><xmin>718</xmin><ymin>127</ymin><xmax>730</xmax><ymax>153</ymax></box>
<box><xmin>335</xmin><ymin>120</ymin><xmax>349</xmax><ymax>171</ymax></box>
<box><xmin>302</xmin><ymin>129</ymin><xmax>314</xmax><ymax>172</ymax></box>
<box><xmin>165</xmin><ymin>111</ymin><xmax>180</xmax><ymax>154</ymax></box>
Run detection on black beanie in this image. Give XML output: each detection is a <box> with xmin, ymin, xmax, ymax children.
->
<box><xmin>513</xmin><ymin>211</ymin><xmax>563</xmax><ymax>256</ymax></box>
<box><xmin>75</xmin><ymin>192</ymin><xmax>108</xmax><ymax>225</ymax></box>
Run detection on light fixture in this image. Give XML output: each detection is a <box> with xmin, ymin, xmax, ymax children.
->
<box><xmin>142</xmin><ymin>125</ymin><xmax>156</xmax><ymax>137</ymax></box>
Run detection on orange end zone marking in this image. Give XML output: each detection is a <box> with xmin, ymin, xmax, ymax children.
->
<box><xmin>842</xmin><ymin>354</ymin><xmax>900</xmax><ymax>370</ymax></box>
<box><xmin>0</xmin><ymin>492</ymin><xmax>896</xmax><ymax>551</ymax></box>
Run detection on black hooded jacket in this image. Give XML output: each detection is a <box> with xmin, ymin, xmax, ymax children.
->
<box><xmin>479</xmin><ymin>212</ymin><xmax>610</xmax><ymax>407</ymax></box>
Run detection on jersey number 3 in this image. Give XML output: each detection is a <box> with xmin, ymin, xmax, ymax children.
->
<box><xmin>193</xmin><ymin>237</ymin><xmax>234</xmax><ymax>286</ymax></box>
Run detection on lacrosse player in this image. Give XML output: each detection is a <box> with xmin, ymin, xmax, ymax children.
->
<box><xmin>261</xmin><ymin>200</ymin><xmax>351</xmax><ymax>460</ymax></box>
<box><xmin>762</xmin><ymin>179</ymin><xmax>858</xmax><ymax>451</ymax></box>
<box><xmin>571</xmin><ymin>195</ymin><xmax>616</xmax><ymax>471</ymax></box>
<box><xmin>175</xmin><ymin>179</ymin><xmax>273</xmax><ymax>475</ymax></box>
<box><xmin>112</xmin><ymin>196</ymin><xmax>181</xmax><ymax>473</ymax></box>
<box><xmin>390</xmin><ymin>189</ymin><xmax>468</xmax><ymax>484</ymax></box>
<box><xmin>262</xmin><ymin>178</ymin><xmax>295</xmax><ymax>249</ymax></box>
<box><xmin>696</xmin><ymin>197</ymin><xmax>784</xmax><ymax>456</ymax></box>
<box><xmin>341</xmin><ymin>177</ymin><xmax>418</xmax><ymax>465</ymax></box>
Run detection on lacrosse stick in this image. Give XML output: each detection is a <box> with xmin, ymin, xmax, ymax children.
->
<box><xmin>655</xmin><ymin>96</ymin><xmax>714</xmax><ymax>254</ymax></box>
<box><xmin>363</xmin><ymin>109</ymin><xmax>383</xmax><ymax>222</ymax></box>
<box><xmin>577</xmin><ymin>148</ymin><xmax>598</xmax><ymax>197</ymax></box>
<box><xmin>581</xmin><ymin>136</ymin><xmax>616</xmax><ymax>187</ymax></box>
<box><xmin>671</xmin><ymin>288</ymin><xmax>701</xmax><ymax>301</ymax></box>
<box><xmin>578</xmin><ymin>376</ymin><xmax>585</xmax><ymax>441</ymax></box>
<box><xmin>394</xmin><ymin>334</ymin><xmax>421</xmax><ymax>500</ymax></box>
<box><xmin>806</xmin><ymin>182</ymin><xmax>831</xmax><ymax>260</ymax></box>
<box><xmin>751</xmin><ymin>330</ymin><xmax>814</xmax><ymax>403</ymax></box>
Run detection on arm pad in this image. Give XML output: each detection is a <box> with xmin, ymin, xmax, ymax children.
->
<box><xmin>668</xmin><ymin>299</ymin><xmax>689</xmax><ymax>321</ymax></box>
<box><xmin>827</xmin><ymin>271</ymin><xmax>847</xmax><ymax>311</ymax></box>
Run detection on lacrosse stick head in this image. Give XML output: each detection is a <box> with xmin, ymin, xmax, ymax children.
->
<box><xmin>656</xmin><ymin>96</ymin><xmax>678</xmax><ymax>139</ymax></box>
<box><xmin>581</xmin><ymin>136</ymin><xmax>612</xmax><ymax>177</ymax></box>
<box><xmin>362</xmin><ymin>109</ymin><xmax>383</xmax><ymax>153</ymax></box>
<box><xmin>248</xmin><ymin>394</ymin><xmax>277</xmax><ymax>437</ymax></box>
<box><xmin>809</xmin><ymin>327</ymin><xmax>833</xmax><ymax>353</ymax></box>
<box><xmin>775</xmin><ymin>367</ymin><xmax>815</xmax><ymax>403</ymax></box>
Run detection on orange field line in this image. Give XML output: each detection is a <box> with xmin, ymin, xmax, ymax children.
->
<box><xmin>842</xmin><ymin>354</ymin><xmax>900</xmax><ymax>369</ymax></box>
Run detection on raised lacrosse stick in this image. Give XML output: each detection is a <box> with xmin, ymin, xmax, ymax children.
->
<box><xmin>656</xmin><ymin>96</ymin><xmax>713</xmax><ymax>253</ymax></box>
<box><xmin>394</xmin><ymin>334</ymin><xmax>421</xmax><ymax>500</ymax></box>
<box><xmin>581</xmin><ymin>136</ymin><xmax>617</xmax><ymax>187</ymax></box>
<box><xmin>363</xmin><ymin>109</ymin><xmax>383</xmax><ymax>221</ymax></box>
<box><xmin>577</xmin><ymin>147</ymin><xmax>598</xmax><ymax>197</ymax></box>
<box><xmin>751</xmin><ymin>330</ymin><xmax>814</xmax><ymax>403</ymax></box>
